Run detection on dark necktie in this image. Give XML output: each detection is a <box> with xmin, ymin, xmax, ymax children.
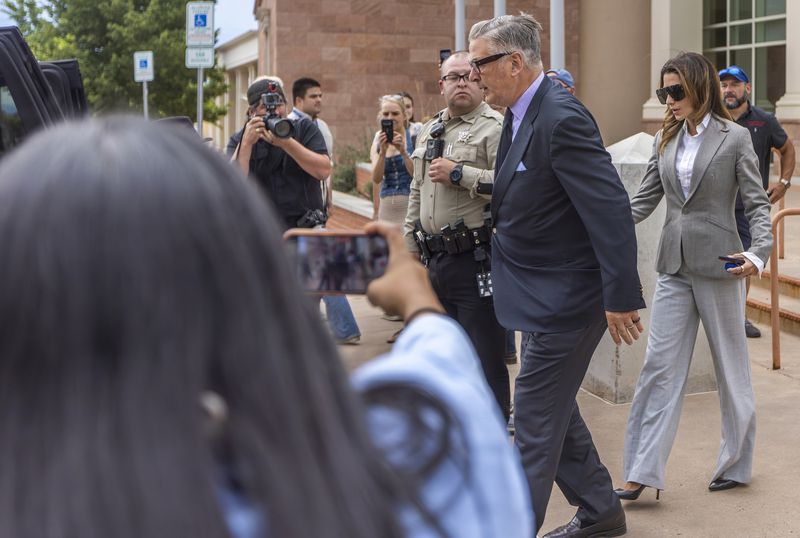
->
<box><xmin>496</xmin><ymin>109</ymin><xmax>514</xmax><ymax>172</ymax></box>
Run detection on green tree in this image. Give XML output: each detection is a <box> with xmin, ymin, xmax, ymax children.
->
<box><xmin>2</xmin><ymin>0</ymin><xmax>227</xmax><ymax>122</ymax></box>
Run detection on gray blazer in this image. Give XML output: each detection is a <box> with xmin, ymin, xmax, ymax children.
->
<box><xmin>631</xmin><ymin>115</ymin><xmax>772</xmax><ymax>278</ymax></box>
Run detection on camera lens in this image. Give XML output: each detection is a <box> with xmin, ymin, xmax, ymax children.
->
<box><xmin>266</xmin><ymin>117</ymin><xmax>294</xmax><ymax>139</ymax></box>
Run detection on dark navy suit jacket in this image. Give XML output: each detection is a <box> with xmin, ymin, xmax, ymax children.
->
<box><xmin>492</xmin><ymin>77</ymin><xmax>645</xmax><ymax>333</ymax></box>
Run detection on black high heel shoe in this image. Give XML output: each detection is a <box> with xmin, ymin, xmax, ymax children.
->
<box><xmin>614</xmin><ymin>483</ymin><xmax>661</xmax><ymax>501</ymax></box>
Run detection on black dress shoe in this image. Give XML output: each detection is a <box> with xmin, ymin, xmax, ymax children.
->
<box><xmin>744</xmin><ymin>319</ymin><xmax>761</xmax><ymax>338</ymax></box>
<box><xmin>708</xmin><ymin>478</ymin><xmax>741</xmax><ymax>491</ymax></box>
<box><xmin>542</xmin><ymin>510</ymin><xmax>627</xmax><ymax>538</ymax></box>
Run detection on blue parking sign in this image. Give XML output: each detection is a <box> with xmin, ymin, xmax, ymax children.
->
<box><xmin>186</xmin><ymin>2</ymin><xmax>214</xmax><ymax>47</ymax></box>
<box><xmin>139</xmin><ymin>59</ymin><xmax>147</xmax><ymax>68</ymax></box>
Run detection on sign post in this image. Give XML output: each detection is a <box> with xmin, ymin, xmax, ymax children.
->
<box><xmin>186</xmin><ymin>1</ymin><xmax>215</xmax><ymax>135</ymax></box>
<box><xmin>133</xmin><ymin>51</ymin><xmax>154</xmax><ymax>119</ymax></box>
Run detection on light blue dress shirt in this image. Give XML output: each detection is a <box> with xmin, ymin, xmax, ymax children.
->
<box><xmin>508</xmin><ymin>71</ymin><xmax>545</xmax><ymax>172</ymax></box>
<box><xmin>352</xmin><ymin>314</ymin><xmax>534</xmax><ymax>538</ymax></box>
<box><xmin>222</xmin><ymin>314</ymin><xmax>533</xmax><ymax>537</ymax></box>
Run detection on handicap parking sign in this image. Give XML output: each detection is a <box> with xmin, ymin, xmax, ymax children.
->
<box><xmin>133</xmin><ymin>51</ymin><xmax>154</xmax><ymax>82</ymax></box>
<box><xmin>186</xmin><ymin>2</ymin><xmax>214</xmax><ymax>47</ymax></box>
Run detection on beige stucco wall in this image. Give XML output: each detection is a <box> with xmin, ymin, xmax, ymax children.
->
<box><xmin>578</xmin><ymin>0</ymin><xmax>650</xmax><ymax>145</ymax></box>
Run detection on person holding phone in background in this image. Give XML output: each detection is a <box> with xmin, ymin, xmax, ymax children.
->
<box><xmin>618</xmin><ymin>52</ymin><xmax>772</xmax><ymax>501</ymax></box>
<box><xmin>371</xmin><ymin>95</ymin><xmax>414</xmax><ymax>224</ymax></box>
<box><xmin>0</xmin><ymin>115</ymin><xmax>534</xmax><ymax>538</ymax></box>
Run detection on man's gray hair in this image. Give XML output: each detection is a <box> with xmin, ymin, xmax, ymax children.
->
<box><xmin>469</xmin><ymin>13</ymin><xmax>543</xmax><ymax>69</ymax></box>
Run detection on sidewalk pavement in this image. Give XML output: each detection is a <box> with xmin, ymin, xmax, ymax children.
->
<box><xmin>336</xmin><ymin>295</ymin><xmax>800</xmax><ymax>537</ymax></box>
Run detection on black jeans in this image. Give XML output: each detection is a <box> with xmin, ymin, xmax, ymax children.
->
<box><xmin>427</xmin><ymin>250</ymin><xmax>510</xmax><ymax>419</ymax></box>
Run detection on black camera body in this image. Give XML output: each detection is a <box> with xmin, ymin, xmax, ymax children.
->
<box><xmin>296</xmin><ymin>208</ymin><xmax>328</xmax><ymax>229</ymax></box>
<box><xmin>424</xmin><ymin>120</ymin><xmax>446</xmax><ymax>161</ymax></box>
<box><xmin>260</xmin><ymin>84</ymin><xmax>294</xmax><ymax>139</ymax></box>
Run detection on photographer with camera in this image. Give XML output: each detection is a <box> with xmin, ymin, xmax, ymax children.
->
<box><xmin>403</xmin><ymin>51</ymin><xmax>509</xmax><ymax>421</ymax></box>
<box><xmin>227</xmin><ymin>77</ymin><xmax>331</xmax><ymax>230</ymax></box>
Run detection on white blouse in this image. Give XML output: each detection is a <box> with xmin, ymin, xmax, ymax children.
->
<box><xmin>675</xmin><ymin>113</ymin><xmax>712</xmax><ymax>198</ymax></box>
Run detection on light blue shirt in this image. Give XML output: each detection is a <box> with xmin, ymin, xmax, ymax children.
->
<box><xmin>221</xmin><ymin>314</ymin><xmax>533</xmax><ymax>538</ymax></box>
<box><xmin>352</xmin><ymin>314</ymin><xmax>534</xmax><ymax>538</ymax></box>
<box><xmin>507</xmin><ymin>72</ymin><xmax>544</xmax><ymax>172</ymax></box>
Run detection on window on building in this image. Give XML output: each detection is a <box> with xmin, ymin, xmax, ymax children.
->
<box><xmin>703</xmin><ymin>0</ymin><xmax>786</xmax><ymax>112</ymax></box>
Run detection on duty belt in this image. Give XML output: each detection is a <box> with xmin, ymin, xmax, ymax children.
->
<box><xmin>420</xmin><ymin>225</ymin><xmax>491</xmax><ymax>255</ymax></box>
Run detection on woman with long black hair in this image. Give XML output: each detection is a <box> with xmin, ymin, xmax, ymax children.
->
<box><xmin>0</xmin><ymin>116</ymin><xmax>532</xmax><ymax>538</ymax></box>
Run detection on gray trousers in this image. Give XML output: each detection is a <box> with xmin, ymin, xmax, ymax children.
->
<box><xmin>623</xmin><ymin>270</ymin><xmax>756</xmax><ymax>489</ymax></box>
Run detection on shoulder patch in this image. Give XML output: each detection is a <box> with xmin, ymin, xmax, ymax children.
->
<box><xmin>481</xmin><ymin>109</ymin><xmax>504</xmax><ymax>123</ymax></box>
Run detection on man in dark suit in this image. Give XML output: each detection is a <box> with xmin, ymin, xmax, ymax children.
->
<box><xmin>469</xmin><ymin>14</ymin><xmax>645</xmax><ymax>538</ymax></box>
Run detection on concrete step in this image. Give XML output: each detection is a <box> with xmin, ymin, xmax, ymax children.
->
<box><xmin>751</xmin><ymin>269</ymin><xmax>800</xmax><ymax>299</ymax></box>
<box><xmin>747</xmin><ymin>284</ymin><xmax>800</xmax><ymax>336</ymax></box>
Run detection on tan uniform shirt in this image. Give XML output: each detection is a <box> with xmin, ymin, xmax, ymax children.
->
<box><xmin>404</xmin><ymin>102</ymin><xmax>503</xmax><ymax>251</ymax></box>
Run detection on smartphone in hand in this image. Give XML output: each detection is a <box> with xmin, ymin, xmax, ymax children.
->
<box><xmin>380</xmin><ymin>119</ymin><xmax>394</xmax><ymax>144</ymax></box>
<box><xmin>718</xmin><ymin>255</ymin><xmax>745</xmax><ymax>266</ymax></box>
<box><xmin>284</xmin><ymin>229</ymin><xmax>389</xmax><ymax>294</ymax></box>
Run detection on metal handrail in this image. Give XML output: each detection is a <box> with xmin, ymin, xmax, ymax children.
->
<box><xmin>777</xmin><ymin>195</ymin><xmax>785</xmax><ymax>259</ymax></box>
<box><xmin>770</xmin><ymin>207</ymin><xmax>800</xmax><ymax>369</ymax></box>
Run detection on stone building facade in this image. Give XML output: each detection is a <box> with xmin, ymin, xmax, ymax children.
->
<box><xmin>252</xmin><ymin>0</ymin><xmax>580</xmax><ymax>150</ymax></box>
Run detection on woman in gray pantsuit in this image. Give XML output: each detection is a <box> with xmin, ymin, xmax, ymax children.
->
<box><xmin>616</xmin><ymin>52</ymin><xmax>773</xmax><ymax>500</ymax></box>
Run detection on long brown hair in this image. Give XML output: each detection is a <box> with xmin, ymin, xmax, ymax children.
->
<box><xmin>658</xmin><ymin>52</ymin><xmax>731</xmax><ymax>153</ymax></box>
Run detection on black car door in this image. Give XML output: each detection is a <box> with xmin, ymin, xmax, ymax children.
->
<box><xmin>40</xmin><ymin>59</ymin><xmax>88</xmax><ymax>118</ymax></box>
<box><xmin>0</xmin><ymin>26</ymin><xmax>64</xmax><ymax>157</ymax></box>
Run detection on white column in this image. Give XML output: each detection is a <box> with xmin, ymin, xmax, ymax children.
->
<box><xmin>236</xmin><ymin>68</ymin><xmax>246</xmax><ymax>124</ymax></box>
<box><xmin>455</xmin><ymin>0</ymin><xmax>465</xmax><ymax>50</ymax></box>
<box><xmin>642</xmin><ymin>0</ymin><xmax>703</xmax><ymax>122</ymax></box>
<box><xmin>550</xmin><ymin>0</ymin><xmax>564</xmax><ymax>68</ymax></box>
<box><xmin>494</xmin><ymin>0</ymin><xmax>505</xmax><ymax>17</ymax></box>
<box><xmin>223</xmin><ymin>72</ymin><xmax>231</xmax><ymax>144</ymax></box>
<box><xmin>775</xmin><ymin>1</ymin><xmax>800</xmax><ymax>119</ymax></box>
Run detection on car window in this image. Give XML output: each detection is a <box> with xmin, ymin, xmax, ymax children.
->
<box><xmin>0</xmin><ymin>75</ymin><xmax>25</xmax><ymax>157</ymax></box>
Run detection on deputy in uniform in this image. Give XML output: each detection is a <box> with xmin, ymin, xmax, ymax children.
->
<box><xmin>404</xmin><ymin>51</ymin><xmax>509</xmax><ymax>419</ymax></box>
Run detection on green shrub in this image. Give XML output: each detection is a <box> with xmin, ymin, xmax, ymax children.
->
<box><xmin>332</xmin><ymin>131</ymin><xmax>372</xmax><ymax>194</ymax></box>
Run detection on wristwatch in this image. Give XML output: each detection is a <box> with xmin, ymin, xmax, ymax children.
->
<box><xmin>780</xmin><ymin>177</ymin><xmax>791</xmax><ymax>188</ymax></box>
<box><xmin>449</xmin><ymin>163</ymin><xmax>463</xmax><ymax>185</ymax></box>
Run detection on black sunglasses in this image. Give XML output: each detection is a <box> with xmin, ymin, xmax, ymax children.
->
<box><xmin>656</xmin><ymin>84</ymin><xmax>686</xmax><ymax>104</ymax></box>
<box><xmin>469</xmin><ymin>51</ymin><xmax>512</xmax><ymax>74</ymax></box>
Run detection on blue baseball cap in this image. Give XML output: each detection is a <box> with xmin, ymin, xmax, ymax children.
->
<box><xmin>545</xmin><ymin>68</ymin><xmax>575</xmax><ymax>89</ymax></box>
<box><xmin>719</xmin><ymin>65</ymin><xmax>749</xmax><ymax>83</ymax></box>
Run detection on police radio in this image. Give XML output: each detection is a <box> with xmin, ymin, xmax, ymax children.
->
<box><xmin>423</xmin><ymin>120</ymin><xmax>446</xmax><ymax>161</ymax></box>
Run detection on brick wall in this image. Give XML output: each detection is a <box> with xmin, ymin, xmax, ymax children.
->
<box><xmin>255</xmin><ymin>0</ymin><xmax>580</xmax><ymax>150</ymax></box>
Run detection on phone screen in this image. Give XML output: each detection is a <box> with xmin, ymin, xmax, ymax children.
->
<box><xmin>381</xmin><ymin>119</ymin><xmax>394</xmax><ymax>142</ymax></box>
<box><xmin>288</xmin><ymin>234</ymin><xmax>389</xmax><ymax>294</ymax></box>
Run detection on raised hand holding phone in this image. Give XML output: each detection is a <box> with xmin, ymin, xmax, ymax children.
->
<box><xmin>284</xmin><ymin>229</ymin><xmax>389</xmax><ymax>294</ymax></box>
<box><xmin>363</xmin><ymin>221</ymin><xmax>444</xmax><ymax>320</ymax></box>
